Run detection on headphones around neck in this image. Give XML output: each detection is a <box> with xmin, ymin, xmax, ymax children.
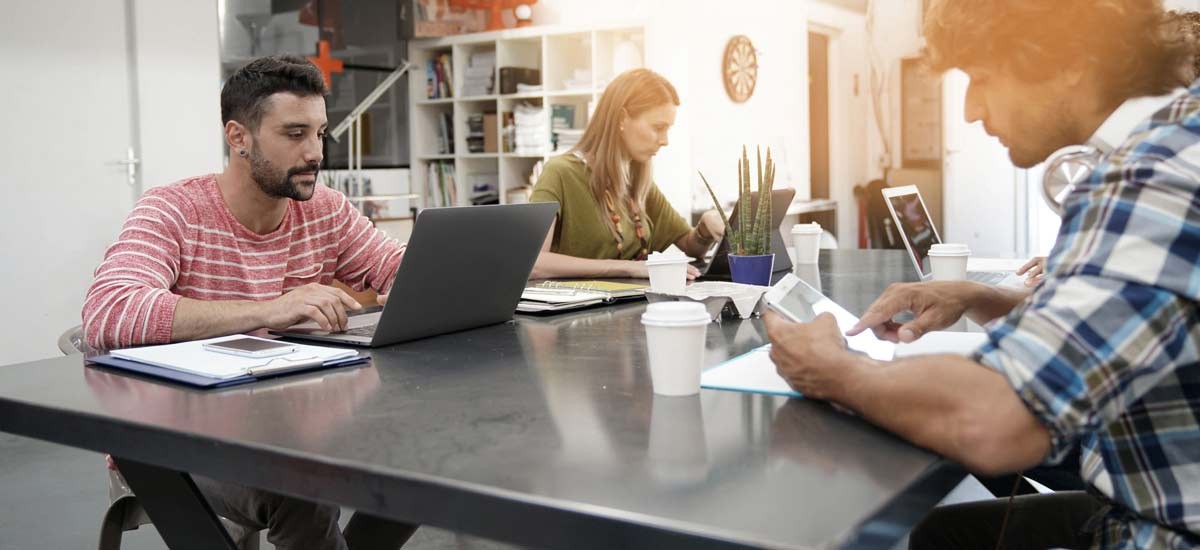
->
<box><xmin>1041</xmin><ymin>145</ymin><xmax>1102</xmax><ymax>216</ymax></box>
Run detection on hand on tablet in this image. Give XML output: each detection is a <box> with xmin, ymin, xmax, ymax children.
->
<box><xmin>847</xmin><ymin>281</ymin><xmax>972</xmax><ymax>343</ymax></box>
<box><xmin>764</xmin><ymin>311</ymin><xmax>854</xmax><ymax>400</ymax></box>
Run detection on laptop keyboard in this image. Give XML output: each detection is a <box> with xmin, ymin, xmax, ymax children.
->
<box><xmin>344</xmin><ymin>325</ymin><xmax>376</xmax><ymax>337</ymax></box>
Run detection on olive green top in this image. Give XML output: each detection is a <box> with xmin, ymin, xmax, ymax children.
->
<box><xmin>529</xmin><ymin>154</ymin><xmax>692</xmax><ymax>260</ymax></box>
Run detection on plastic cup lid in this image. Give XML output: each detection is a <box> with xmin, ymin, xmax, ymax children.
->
<box><xmin>929</xmin><ymin>243</ymin><xmax>970</xmax><ymax>256</ymax></box>
<box><xmin>790</xmin><ymin>222</ymin><xmax>822</xmax><ymax>234</ymax></box>
<box><xmin>645</xmin><ymin>250</ymin><xmax>691</xmax><ymax>266</ymax></box>
<box><xmin>642</xmin><ymin>302</ymin><xmax>710</xmax><ymax>326</ymax></box>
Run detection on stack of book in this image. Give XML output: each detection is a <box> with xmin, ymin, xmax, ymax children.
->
<box><xmin>551</xmin><ymin>104</ymin><xmax>580</xmax><ymax>153</ymax></box>
<box><xmin>425</xmin><ymin>53</ymin><xmax>454</xmax><ymax>99</ymax></box>
<box><xmin>461</xmin><ymin>50</ymin><xmax>496</xmax><ymax>97</ymax></box>
<box><xmin>511</xmin><ymin>102</ymin><xmax>547</xmax><ymax>156</ymax></box>
<box><xmin>466</xmin><ymin>113</ymin><xmax>486</xmax><ymax>153</ymax></box>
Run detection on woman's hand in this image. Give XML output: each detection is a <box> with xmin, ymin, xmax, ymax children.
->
<box><xmin>698</xmin><ymin>209</ymin><xmax>726</xmax><ymax>242</ymax></box>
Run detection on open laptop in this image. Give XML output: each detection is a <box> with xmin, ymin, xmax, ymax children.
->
<box><xmin>272</xmin><ymin>202</ymin><xmax>559</xmax><ymax>346</ymax></box>
<box><xmin>881</xmin><ymin>185</ymin><xmax>1025</xmax><ymax>286</ymax></box>
<box><xmin>697</xmin><ymin>188</ymin><xmax>797</xmax><ymax>279</ymax></box>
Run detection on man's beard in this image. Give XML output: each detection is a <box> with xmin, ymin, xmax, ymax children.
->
<box><xmin>248</xmin><ymin>143</ymin><xmax>320</xmax><ymax>201</ymax></box>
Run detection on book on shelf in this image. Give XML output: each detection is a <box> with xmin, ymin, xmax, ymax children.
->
<box><xmin>425</xmin><ymin>160</ymin><xmax>458</xmax><ymax>208</ymax></box>
<box><xmin>437</xmin><ymin>111</ymin><xmax>454</xmax><ymax>154</ymax></box>
<box><xmin>426</xmin><ymin>54</ymin><xmax>454</xmax><ymax>99</ymax></box>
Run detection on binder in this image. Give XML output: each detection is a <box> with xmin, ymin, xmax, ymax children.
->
<box><xmin>86</xmin><ymin>335</ymin><xmax>371</xmax><ymax>389</ymax></box>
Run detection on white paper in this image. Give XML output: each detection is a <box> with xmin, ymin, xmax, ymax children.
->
<box><xmin>967</xmin><ymin>257</ymin><xmax>1028</xmax><ymax>273</ymax></box>
<box><xmin>111</xmin><ymin>335</ymin><xmax>358</xmax><ymax>380</ymax></box>
<box><xmin>701</xmin><ymin>345</ymin><xmax>798</xmax><ymax>397</ymax></box>
<box><xmin>894</xmin><ymin>331</ymin><xmax>988</xmax><ymax>358</ymax></box>
<box><xmin>702</xmin><ymin>331</ymin><xmax>988</xmax><ymax>397</ymax></box>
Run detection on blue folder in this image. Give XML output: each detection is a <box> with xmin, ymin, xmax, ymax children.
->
<box><xmin>86</xmin><ymin>353</ymin><xmax>371</xmax><ymax>389</ymax></box>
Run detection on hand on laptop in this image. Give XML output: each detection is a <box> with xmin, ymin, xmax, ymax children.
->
<box><xmin>698</xmin><ymin>209</ymin><xmax>726</xmax><ymax>242</ymax></box>
<box><xmin>261</xmin><ymin>283</ymin><xmax>362</xmax><ymax>333</ymax></box>
<box><xmin>847</xmin><ymin>281</ymin><xmax>974</xmax><ymax>343</ymax></box>
<box><xmin>1017</xmin><ymin>256</ymin><xmax>1047</xmax><ymax>288</ymax></box>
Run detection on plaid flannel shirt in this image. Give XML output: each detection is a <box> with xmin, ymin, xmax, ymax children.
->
<box><xmin>974</xmin><ymin>84</ymin><xmax>1200</xmax><ymax>549</ymax></box>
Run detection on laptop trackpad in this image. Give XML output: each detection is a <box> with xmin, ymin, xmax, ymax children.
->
<box><xmin>288</xmin><ymin>310</ymin><xmax>381</xmax><ymax>332</ymax></box>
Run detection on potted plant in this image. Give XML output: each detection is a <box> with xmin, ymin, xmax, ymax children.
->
<box><xmin>699</xmin><ymin>145</ymin><xmax>776</xmax><ymax>286</ymax></box>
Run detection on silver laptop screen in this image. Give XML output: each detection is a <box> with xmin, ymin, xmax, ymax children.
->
<box><xmin>887</xmin><ymin>191</ymin><xmax>941</xmax><ymax>277</ymax></box>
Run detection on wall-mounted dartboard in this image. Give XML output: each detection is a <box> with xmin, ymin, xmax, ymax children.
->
<box><xmin>723</xmin><ymin>35</ymin><xmax>757</xmax><ymax>103</ymax></box>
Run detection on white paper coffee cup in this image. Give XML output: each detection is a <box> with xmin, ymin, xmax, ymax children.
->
<box><xmin>790</xmin><ymin>222</ymin><xmax>822</xmax><ymax>265</ymax></box>
<box><xmin>645</xmin><ymin>251</ymin><xmax>689</xmax><ymax>295</ymax></box>
<box><xmin>642</xmin><ymin>302</ymin><xmax>710</xmax><ymax>396</ymax></box>
<box><xmin>928</xmin><ymin>243</ymin><xmax>970</xmax><ymax>281</ymax></box>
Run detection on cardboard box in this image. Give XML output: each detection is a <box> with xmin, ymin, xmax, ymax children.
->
<box><xmin>499</xmin><ymin>67</ymin><xmax>541</xmax><ymax>94</ymax></box>
<box><xmin>482</xmin><ymin>113</ymin><xmax>498</xmax><ymax>153</ymax></box>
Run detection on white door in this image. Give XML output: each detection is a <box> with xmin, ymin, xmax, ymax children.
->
<box><xmin>941</xmin><ymin>69</ymin><xmax>1022</xmax><ymax>258</ymax></box>
<box><xmin>0</xmin><ymin>0</ymin><xmax>137</xmax><ymax>365</ymax></box>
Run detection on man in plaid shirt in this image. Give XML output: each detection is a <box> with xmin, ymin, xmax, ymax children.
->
<box><xmin>766</xmin><ymin>0</ymin><xmax>1199</xmax><ymax>548</ymax></box>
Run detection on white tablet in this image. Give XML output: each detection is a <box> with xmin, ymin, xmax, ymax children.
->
<box><xmin>762</xmin><ymin>273</ymin><xmax>895</xmax><ymax>361</ymax></box>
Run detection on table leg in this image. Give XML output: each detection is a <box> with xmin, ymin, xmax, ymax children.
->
<box><xmin>110</xmin><ymin>456</ymin><xmax>237</xmax><ymax>550</ymax></box>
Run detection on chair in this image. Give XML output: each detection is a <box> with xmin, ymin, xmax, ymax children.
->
<box><xmin>853</xmin><ymin>179</ymin><xmax>905</xmax><ymax>250</ymax></box>
<box><xmin>58</xmin><ymin>326</ymin><xmax>261</xmax><ymax>550</ymax></box>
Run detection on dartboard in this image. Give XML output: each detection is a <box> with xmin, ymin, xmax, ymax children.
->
<box><xmin>723</xmin><ymin>35</ymin><xmax>757</xmax><ymax>103</ymax></box>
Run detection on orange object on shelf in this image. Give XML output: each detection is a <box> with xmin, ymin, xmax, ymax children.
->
<box><xmin>449</xmin><ymin>0</ymin><xmax>537</xmax><ymax>31</ymax></box>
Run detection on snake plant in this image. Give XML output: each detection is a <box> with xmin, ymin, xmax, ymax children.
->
<box><xmin>698</xmin><ymin>145</ymin><xmax>776</xmax><ymax>256</ymax></box>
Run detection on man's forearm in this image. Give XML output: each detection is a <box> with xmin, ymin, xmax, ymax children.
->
<box><xmin>962</xmin><ymin>283</ymin><xmax>1031</xmax><ymax>325</ymax></box>
<box><xmin>834</xmin><ymin>353</ymin><xmax>1050</xmax><ymax>475</ymax></box>
<box><xmin>170</xmin><ymin>298</ymin><xmax>267</xmax><ymax>342</ymax></box>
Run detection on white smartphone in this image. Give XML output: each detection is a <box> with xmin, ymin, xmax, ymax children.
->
<box><xmin>762</xmin><ymin>274</ymin><xmax>895</xmax><ymax>361</ymax></box>
<box><xmin>202</xmin><ymin>337</ymin><xmax>296</xmax><ymax>359</ymax></box>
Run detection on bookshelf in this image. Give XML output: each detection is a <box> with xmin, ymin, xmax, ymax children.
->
<box><xmin>408</xmin><ymin>23</ymin><xmax>645</xmax><ymax>209</ymax></box>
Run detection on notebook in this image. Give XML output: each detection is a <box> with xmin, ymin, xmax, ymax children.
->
<box><xmin>88</xmin><ymin>335</ymin><xmax>368</xmax><ymax>388</ymax></box>
<box><xmin>516</xmin><ymin>281</ymin><xmax>648</xmax><ymax>314</ymax></box>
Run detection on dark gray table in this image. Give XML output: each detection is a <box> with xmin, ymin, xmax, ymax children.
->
<box><xmin>0</xmin><ymin>250</ymin><xmax>962</xmax><ymax>550</ymax></box>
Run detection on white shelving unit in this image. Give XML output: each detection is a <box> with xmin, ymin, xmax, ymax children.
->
<box><xmin>408</xmin><ymin>23</ymin><xmax>645</xmax><ymax>209</ymax></box>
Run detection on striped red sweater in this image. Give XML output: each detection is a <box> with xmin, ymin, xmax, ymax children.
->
<box><xmin>82</xmin><ymin>174</ymin><xmax>406</xmax><ymax>350</ymax></box>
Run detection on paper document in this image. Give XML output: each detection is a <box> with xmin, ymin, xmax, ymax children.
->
<box><xmin>701</xmin><ymin>331</ymin><xmax>989</xmax><ymax>397</ymax></box>
<box><xmin>894</xmin><ymin>331</ymin><xmax>988</xmax><ymax>358</ymax></box>
<box><xmin>111</xmin><ymin>335</ymin><xmax>358</xmax><ymax>380</ymax></box>
<box><xmin>968</xmin><ymin>257</ymin><xmax>1028</xmax><ymax>273</ymax></box>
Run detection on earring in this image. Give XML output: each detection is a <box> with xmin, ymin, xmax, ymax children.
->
<box><xmin>238</xmin><ymin>149</ymin><xmax>247</xmax><ymax>158</ymax></box>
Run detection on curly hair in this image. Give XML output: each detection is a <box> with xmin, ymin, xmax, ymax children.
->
<box><xmin>1167</xmin><ymin>10</ymin><xmax>1200</xmax><ymax>82</ymax></box>
<box><xmin>221</xmin><ymin>55</ymin><xmax>328</xmax><ymax>130</ymax></box>
<box><xmin>924</xmin><ymin>0</ymin><xmax>1192</xmax><ymax>103</ymax></box>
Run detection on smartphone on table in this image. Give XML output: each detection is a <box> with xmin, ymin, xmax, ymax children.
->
<box><xmin>202</xmin><ymin>336</ymin><xmax>296</xmax><ymax>359</ymax></box>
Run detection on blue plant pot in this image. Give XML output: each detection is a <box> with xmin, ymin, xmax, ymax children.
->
<box><xmin>727</xmin><ymin>253</ymin><xmax>775</xmax><ymax>286</ymax></box>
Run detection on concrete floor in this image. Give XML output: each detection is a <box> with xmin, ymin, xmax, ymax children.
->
<box><xmin>0</xmin><ymin>426</ymin><xmax>994</xmax><ymax>550</ymax></box>
<box><xmin>0</xmin><ymin>432</ymin><xmax>520</xmax><ymax>550</ymax></box>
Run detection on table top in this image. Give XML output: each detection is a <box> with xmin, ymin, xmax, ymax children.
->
<box><xmin>0</xmin><ymin>250</ymin><xmax>954</xmax><ymax>550</ymax></box>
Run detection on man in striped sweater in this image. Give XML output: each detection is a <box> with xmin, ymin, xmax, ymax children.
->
<box><xmin>82</xmin><ymin>56</ymin><xmax>416</xmax><ymax>549</ymax></box>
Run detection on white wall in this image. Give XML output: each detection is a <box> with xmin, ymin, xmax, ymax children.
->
<box><xmin>135</xmin><ymin>1</ymin><xmax>224</xmax><ymax>189</ymax></box>
<box><xmin>0</xmin><ymin>0</ymin><xmax>222</xmax><ymax>366</ymax></box>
